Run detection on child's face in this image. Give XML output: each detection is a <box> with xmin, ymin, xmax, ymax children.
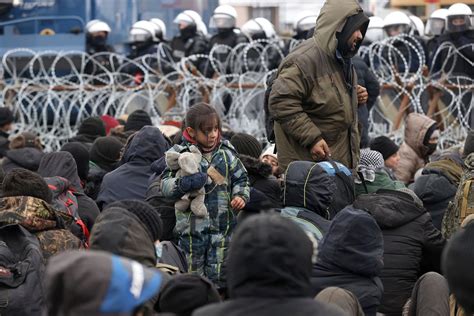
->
<box><xmin>188</xmin><ymin>123</ymin><xmax>219</xmax><ymax>150</ymax></box>
<box><xmin>262</xmin><ymin>155</ymin><xmax>279</xmax><ymax>176</ymax></box>
<box><xmin>385</xmin><ymin>152</ymin><xmax>400</xmax><ymax>169</ymax></box>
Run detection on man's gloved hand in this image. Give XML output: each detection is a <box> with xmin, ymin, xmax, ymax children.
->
<box><xmin>178</xmin><ymin>172</ymin><xmax>208</xmax><ymax>193</ymax></box>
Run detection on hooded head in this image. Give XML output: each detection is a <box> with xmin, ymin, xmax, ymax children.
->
<box><xmin>314</xmin><ymin>0</ymin><xmax>369</xmax><ymax>56</ymax></box>
<box><xmin>46</xmin><ymin>250</ymin><xmax>162</xmax><ymax>316</ymax></box>
<box><xmin>317</xmin><ymin>206</ymin><xmax>383</xmax><ymax>277</ymax></box>
<box><xmin>9</xmin><ymin>132</ymin><xmax>43</xmax><ymax>151</ymax></box>
<box><xmin>120</xmin><ymin>126</ymin><xmax>169</xmax><ymax>165</ymax></box>
<box><xmin>124</xmin><ymin>110</ymin><xmax>152</xmax><ymax>133</ymax></box>
<box><xmin>61</xmin><ymin>142</ymin><xmax>90</xmax><ymax>182</ymax></box>
<box><xmin>227</xmin><ymin>213</ymin><xmax>315</xmax><ymax>299</ymax></box>
<box><xmin>404</xmin><ymin>113</ymin><xmax>437</xmax><ymax>158</ymax></box>
<box><xmin>89</xmin><ymin>207</ymin><xmax>158</xmax><ymax>268</ymax></box>
<box><xmin>38</xmin><ymin>152</ymin><xmax>83</xmax><ymax>192</ymax></box>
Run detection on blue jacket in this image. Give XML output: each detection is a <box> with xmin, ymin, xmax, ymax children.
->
<box><xmin>97</xmin><ymin>126</ymin><xmax>169</xmax><ymax>208</ymax></box>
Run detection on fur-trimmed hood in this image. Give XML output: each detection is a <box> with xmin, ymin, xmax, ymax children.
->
<box><xmin>239</xmin><ymin>155</ymin><xmax>273</xmax><ymax>179</ymax></box>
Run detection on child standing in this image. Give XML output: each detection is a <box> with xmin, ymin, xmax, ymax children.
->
<box><xmin>161</xmin><ymin>103</ymin><xmax>249</xmax><ymax>289</ymax></box>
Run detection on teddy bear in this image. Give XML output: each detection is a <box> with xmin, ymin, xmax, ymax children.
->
<box><xmin>165</xmin><ymin>145</ymin><xmax>208</xmax><ymax>217</ymax></box>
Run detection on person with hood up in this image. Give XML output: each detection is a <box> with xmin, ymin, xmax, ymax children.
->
<box><xmin>311</xmin><ymin>206</ymin><xmax>384</xmax><ymax>316</ymax></box>
<box><xmin>395</xmin><ymin>113</ymin><xmax>439</xmax><ymax>184</ymax></box>
<box><xmin>38</xmin><ymin>151</ymin><xmax>100</xmax><ymax>232</ymax></box>
<box><xmin>60</xmin><ymin>142</ymin><xmax>90</xmax><ymax>186</ymax></box>
<box><xmin>97</xmin><ymin>126</ymin><xmax>169</xmax><ymax>209</ymax></box>
<box><xmin>0</xmin><ymin>168</ymin><xmax>83</xmax><ymax>259</ymax></box>
<box><xmin>69</xmin><ymin>116</ymin><xmax>107</xmax><ymax>151</ymax></box>
<box><xmin>269</xmin><ymin>0</ymin><xmax>370</xmax><ymax>171</ymax></box>
<box><xmin>230</xmin><ymin>133</ymin><xmax>282</xmax><ymax>208</ymax></box>
<box><xmin>124</xmin><ymin>109</ymin><xmax>153</xmax><ymax>134</ymax></box>
<box><xmin>413</xmin><ymin>156</ymin><xmax>463</xmax><ymax>230</ymax></box>
<box><xmin>193</xmin><ymin>213</ymin><xmax>344</xmax><ymax>316</ymax></box>
<box><xmin>353</xmin><ymin>188</ymin><xmax>445</xmax><ymax>316</ymax></box>
<box><xmin>2</xmin><ymin>132</ymin><xmax>44</xmax><ymax>173</ymax></box>
<box><xmin>355</xmin><ymin>149</ymin><xmax>405</xmax><ymax>196</ymax></box>
<box><xmin>45</xmin><ymin>250</ymin><xmax>163</xmax><ymax>316</ymax></box>
<box><xmin>85</xmin><ymin>136</ymin><xmax>123</xmax><ymax>200</ymax></box>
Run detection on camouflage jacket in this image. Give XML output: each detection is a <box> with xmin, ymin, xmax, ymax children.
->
<box><xmin>0</xmin><ymin>196</ymin><xmax>83</xmax><ymax>259</ymax></box>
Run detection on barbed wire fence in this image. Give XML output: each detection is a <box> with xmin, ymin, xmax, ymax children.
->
<box><xmin>0</xmin><ymin>35</ymin><xmax>472</xmax><ymax>151</ymax></box>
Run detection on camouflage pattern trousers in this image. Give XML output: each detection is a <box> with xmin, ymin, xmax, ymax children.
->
<box><xmin>176</xmin><ymin>208</ymin><xmax>236</xmax><ymax>289</ymax></box>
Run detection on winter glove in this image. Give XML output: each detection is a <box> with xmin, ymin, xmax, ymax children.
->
<box><xmin>178</xmin><ymin>172</ymin><xmax>208</xmax><ymax>193</ymax></box>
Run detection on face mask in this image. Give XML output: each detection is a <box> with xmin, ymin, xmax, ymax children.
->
<box><xmin>426</xmin><ymin>143</ymin><xmax>437</xmax><ymax>156</ymax></box>
<box><xmin>89</xmin><ymin>36</ymin><xmax>107</xmax><ymax>47</ymax></box>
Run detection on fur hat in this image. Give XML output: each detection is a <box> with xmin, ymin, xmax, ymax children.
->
<box><xmin>2</xmin><ymin>168</ymin><xmax>52</xmax><ymax>203</ymax></box>
<box><xmin>9</xmin><ymin>132</ymin><xmax>43</xmax><ymax>150</ymax></box>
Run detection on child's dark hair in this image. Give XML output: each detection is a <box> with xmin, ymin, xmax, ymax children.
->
<box><xmin>185</xmin><ymin>103</ymin><xmax>222</xmax><ymax>134</ymax></box>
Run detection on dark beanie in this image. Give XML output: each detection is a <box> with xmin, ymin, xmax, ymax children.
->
<box><xmin>464</xmin><ymin>130</ymin><xmax>474</xmax><ymax>158</ymax></box>
<box><xmin>442</xmin><ymin>224</ymin><xmax>474</xmax><ymax>314</ymax></box>
<box><xmin>2</xmin><ymin>168</ymin><xmax>52</xmax><ymax>203</ymax></box>
<box><xmin>157</xmin><ymin>274</ymin><xmax>221</xmax><ymax>315</ymax></box>
<box><xmin>0</xmin><ymin>107</ymin><xmax>14</xmax><ymax>127</ymax></box>
<box><xmin>90</xmin><ymin>137</ymin><xmax>123</xmax><ymax>172</ymax></box>
<box><xmin>124</xmin><ymin>110</ymin><xmax>152</xmax><ymax>133</ymax></box>
<box><xmin>230</xmin><ymin>133</ymin><xmax>262</xmax><ymax>159</ymax></box>
<box><xmin>78</xmin><ymin>117</ymin><xmax>106</xmax><ymax>137</ymax></box>
<box><xmin>370</xmin><ymin>136</ymin><xmax>399</xmax><ymax>161</ymax></box>
<box><xmin>107</xmin><ymin>200</ymin><xmax>162</xmax><ymax>242</ymax></box>
<box><xmin>60</xmin><ymin>142</ymin><xmax>90</xmax><ymax>181</ymax></box>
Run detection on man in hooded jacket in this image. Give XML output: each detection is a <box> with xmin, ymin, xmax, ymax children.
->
<box><xmin>269</xmin><ymin>0</ymin><xmax>370</xmax><ymax>171</ymax></box>
<box><xmin>194</xmin><ymin>213</ymin><xmax>344</xmax><ymax>316</ymax></box>
<box><xmin>97</xmin><ymin>126</ymin><xmax>169</xmax><ymax>209</ymax></box>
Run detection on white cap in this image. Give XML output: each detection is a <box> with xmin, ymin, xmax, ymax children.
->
<box><xmin>210</xmin><ymin>5</ymin><xmax>238</xmax><ymax>29</ymax></box>
<box><xmin>129</xmin><ymin>20</ymin><xmax>157</xmax><ymax>42</ymax></box>
<box><xmin>447</xmin><ymin>3</ymin><xmax>472</xmax><ymax>17</ymax></box>
<box><xmin>150</xmin><ymin>18</ymin><xmax>167</xmax><ymax>40</ymax></box>
<box><xmin>383</xmin><ymin>11</ymin><xmax>411</xmax><ymax>28</ymax></box>
<box><xmin>409</xmin><ymin>15</ymin><xmax>425</xmax><ymax>36</ymax></box>
<box><xmin>261</xmin><ymin>144</ymin><xmax>277</xmax><ymax>160</ymax></box>
<box><xmin>86</xmin><ymin>20</ymin><xmax>111</xmax><ymax>33</ymax></box>
<box><xmin>242</xmin><ymin>17</ymin><xmax>276</xmax><ymax>39</ymax></box>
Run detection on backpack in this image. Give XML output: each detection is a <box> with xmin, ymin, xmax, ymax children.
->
<box><xmin>0</xmin><ymin>224</ymin><xmax>45</xmax><ymax>315</ymax></box>
<box><xmin>279</xmin><ymin>207</ymin><xmax>328</xmax><ymax>242</ymax></box>
<box><xmin>317</xmin><ymin>161</ymin><xmax>356</xmax><ymax>219</ymax></box>
<box><xmin>45</xmin><ymin>177</ymin><xmax>90</xmax><ymax>244</ymax></box>
<box><xmin>442</xmin><ymin>167</ymin><xmax>474</xmax><ymax>239</ymax></box>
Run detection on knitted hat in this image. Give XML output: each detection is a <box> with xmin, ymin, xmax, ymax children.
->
<box><xmin>60</xmin><ymin>142</ymin><xmax>90</xmax><ymax>181</ymax></box>
<box><xmin>397</xmin><ymin>188</ymin><xmax>423</xmax><ymax>209</ymax></box>
<box><xmin>359</xmin><ymin>149</ymin><xmax>384</xmax><ymax>169</ymax></box>
<box><xmin>100</xmin><ymin>115</ymin><xmax>119</xmax><ymax>135</ymax></box>
<box><xmin>157</xmin><ymin>274</ymin><xmax>221</xmax><ymax>315</ymax></box>
<box><xmin>0</xmin><ymin>107</ymin><xmax>14</xmax><ymax>127</ymax></box>
<box><xmin>442</xmin><ymin>224</ymin><xmax>474</xmax><ymax>314</ymax></box>
<box><xmin>261</xmin><ymin>144</ymin><xmax>277</xmax><ymax>160</ymax></box>
<box><xmin>9</xmin><ymin>132</ymin><xmax>43</xmax><ymax>150</ymax></box>
<box><xmin>370</xmin><ymin>136</ymin><xmax>399</xmax><ymax>161</ymax></box>
<box><xmin>107</xmin><ymin>200</ymin><xmax>162</xmax><ymax>242</ymax></box>
<box><xmin>463</xmin><ymin>130</ymin><xmax>474</xmax><ymax>158</ymax></box>
<box><xmin>230</xmin><ymin>133</ymin><xmax>262</xmax><ymax>159</ymax></box>
<box><xmin>90</xmin><ymin>137</ymin><xmax>123</xmax><ymax>172</ymax></box>
<box><xmin>2</xmin><ymin>168</ymin><xmax>52</xmax><ymax>203</ymax></box>
<box><xmin>124</xmin><ymin>110</ymin><xmax>152</xmax><ymax>132</ymax></box>
<box><xmin>78</xmin><ymin>117</ymin><xmax>106</xmax><ymax>137</ymax></box>
<box><xmin>46</xmin><ymin>250</ymin><xmax>162</xmax><ymax>316</ymax></box>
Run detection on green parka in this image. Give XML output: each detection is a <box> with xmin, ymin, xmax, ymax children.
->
<box><xmin>269</xmin><ymin>0</ymin><xmax>368</xmax><ymax>171</ymax></box>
